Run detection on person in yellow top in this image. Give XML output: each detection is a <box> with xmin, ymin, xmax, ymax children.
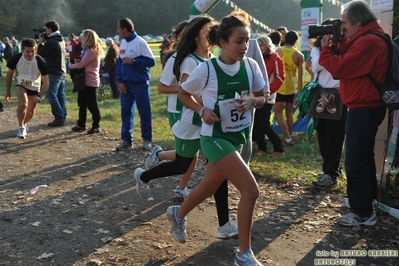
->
<box><xmin>276</xmin><ymin>30</ymin><xmax>303</xmax><ymax>146</ymax></box>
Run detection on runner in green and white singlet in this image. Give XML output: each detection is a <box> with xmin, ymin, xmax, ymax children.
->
<box><xmin>169</xmin><ymin>12</ymin><xmax>266</xmax><ymax>265</ymax></box>
<box><xmin>136</xmin><ymin>17</ymin><xmax>215</xmax><ymax>194</ymax></box>
<box><xmin>181</xmin><ymin>56</ymin><xmax>265</xmax><ymax>163</ymax></box>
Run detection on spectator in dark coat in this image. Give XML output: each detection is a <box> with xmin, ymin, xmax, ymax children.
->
<box><xmin>2</xmin><ymin>37</ymin><xmax>13</xmax><ymax>63</ymax></box>
<box><xmin>104</xmin><ymin>38</ymin><xmax>119</xmax><ymax>98</ymax></box>
<box><xmin>38</xmin><ymin>20</ymin><xmax>67</xmax><ymax>127</ymax></box>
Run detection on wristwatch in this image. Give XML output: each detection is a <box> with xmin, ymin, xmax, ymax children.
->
<box><xmin>131</xmin><ymin>58</ymin><xmax>135</xmax><ymax>64</ymax></box>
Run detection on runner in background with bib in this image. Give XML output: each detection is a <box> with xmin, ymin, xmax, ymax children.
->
<box><xmin>167</xmin><ymin>13</ymin><xmax>265</xmax><ymax>266</ymax></box>
<box><xmin>5</xmin><ymin>38</ymin><xmax>49</xmax><ymax>139</ymax></box>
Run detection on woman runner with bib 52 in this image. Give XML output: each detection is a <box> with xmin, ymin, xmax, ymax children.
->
<box><xmin>166</xmin><ymin>13</ymin><xmax>265</xmax><ymax>265</ymax></box>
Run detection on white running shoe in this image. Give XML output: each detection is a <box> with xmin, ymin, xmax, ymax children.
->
<box><xmin>175</xmin><ymin>186</ymin><xmax>190</xmax><ymax>199</ymax></box>
<box><xmin>134</xmin><ymin>168</ymin><xmax>149</xmax><ymax>198</ymax></box>
<box><xmin>17</xmin><ymin>126</ymin><xmax>26</xmax><ymax>139</ymax></box>
<box><xmin>336</xmin><ymin>211</ymin><xmax>377</xmax><ymax>227</ymax></box>
<box><xmin>166</xmin><ymin>205</ymin><xmax>187</xmax><ymax>243</ymax></box>
<box><xmin>216</xmin><ymin>221</ymin><xmax>238</xmax><ymax>239</ymax></box>
<box><xmin>234</xmin><ymin>249</ymin><xmax>263</xmax><ymax>266</ymax></box>
<box><xmin>144</xmin><ymin>145</ymin><xmax>163</xmax><ymax>170</ymax></box>
<box><xmin>312</xmin><ymin>174</ymin><xmax>338</xmax><ymax>188</ymax></box>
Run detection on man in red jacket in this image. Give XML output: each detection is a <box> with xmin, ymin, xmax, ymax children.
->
<box><xmin>319</xmin><ymin>0</ymin><xmax>389</xmax><ymax>227</ymax></box>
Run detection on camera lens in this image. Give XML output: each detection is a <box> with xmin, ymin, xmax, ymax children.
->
<box><xmin>308</xmin><ymin>25</ymin><xmax>333</xmax><ymax>39</ymax></box>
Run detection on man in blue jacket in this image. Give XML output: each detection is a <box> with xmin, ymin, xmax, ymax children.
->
<box><xmin>115</xmin><ymin>18</ymin><xmax>155</xmax><ymax>151</ymax></box>
<box><xmin>39</xmin><ymin>20</ymin><xmax>67</xmax><ymax>127</ymax></box>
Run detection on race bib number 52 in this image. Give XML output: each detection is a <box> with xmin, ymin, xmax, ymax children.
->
<box><xmin>218</xmin><ymin>98</ymin><xmax>251</xmax><ymax>132</ymax></box>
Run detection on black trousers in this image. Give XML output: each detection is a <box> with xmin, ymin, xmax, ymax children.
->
<box><xmin>345</xmin><ymin>106</ymin><xmax>385</xmax><ymax>217</ymax></box>
<box><xmin>77</xmin><ymin>86</ymin><xmax>101</xmax><ymax>128</ymax></box>
<box><xmin>108</xmin><ymin>68</ymin><xmax>119</xmax><ymax>98</ymax></box>
<box><xmin>253</xmin><ymin>104</ymin><xmax>284</xmax><ymax>152</ymax></box>
<box><xmin>316</xmin><ymin>105</ymin><xmax>347</xmax><ymax>177</ymax></box>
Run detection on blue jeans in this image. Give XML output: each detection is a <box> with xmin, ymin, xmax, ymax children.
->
<box><xmin>345</xmin><ymin>106</ymin><xmax>386</xmax><ymax>217</ymax></box>
<box><xmin>47</xmin><ymin>75</ymin><xmax>67</xmax><ymax>123</ymax></box>
<box><xmin>120</xmin><ymin>81</ymin><xmax>152</xmax><ymax>142</ymax></box>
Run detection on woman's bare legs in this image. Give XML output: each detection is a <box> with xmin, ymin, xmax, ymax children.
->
<box><xmin>177</xmin><ymin>151</ymin><xmax>259</xmax><ymax>255</ymax></box>
<box><xmin>157</xmin><ymin>150</ymin><xmax>176</xmax><ymax>161</ymax></box>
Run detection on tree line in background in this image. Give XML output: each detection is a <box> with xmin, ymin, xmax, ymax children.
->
<box><xmin>0</xmin><ymin>0</ymin><xmax>345</xmax><ymax>40</ymax></box>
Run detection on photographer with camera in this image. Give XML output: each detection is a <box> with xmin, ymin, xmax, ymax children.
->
<box><xmin>38</xmin><ymin>20</ymin><xmax>67</xmax><ymax>127</ymax></box>
<box><xmin>318</xmin><ymin>0</ymin><xmax>389</xmax><ymax>227</ymax></box>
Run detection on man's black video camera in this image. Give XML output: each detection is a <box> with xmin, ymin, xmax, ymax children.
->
<box><xmin>33</xmin><ymin>27</ymin><xmax>47</xmax><ymax>39</ymax></box>
<box><xmin>308</xmin><ymin>19</ymin><xmax>343</xmax><ymax>41</ymax></box>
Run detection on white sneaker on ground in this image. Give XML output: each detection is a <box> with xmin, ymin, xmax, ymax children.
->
<box><xmin>144</xmin><ymin>145</ymin><xmax>163</xmax><ymax>170</ymax></box>
<box><xmin>17</xmin><ymin>126</ymin><xmax>26</xmax><ymax>139</ymax></box>
<box><xmin>234</xmin><ymin>249</ymin><xmax>263</xmax><ymax>266</ymax></box>
<box><xmin>175</xmin><ymin>186</ymin><xmax>190</xmax><ymax>199</ymax></box>
<box><xmin>166</xmin><ymin>205</ymin><xmax>187</xmax><ymax>243</ymax></box>
<box><xmin>312</xmin><ymin>174</ymin><xmax>338</xmax><ymax>188</ymax></box>
<box><xmin>216</xmin><ymin>221</ymin><xmax>238</xmax><ymax>239</ymax></box>
<box><xmin>336</xmin><ymin>211</ymin><xmax>377</xmax><ymax>226</ymax></box>
<box><xmin>134</xmin><ymin>168</ymin><xmax>149</xmax><ymax>198</ymax></box>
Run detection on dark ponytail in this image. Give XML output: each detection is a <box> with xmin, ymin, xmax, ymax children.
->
<box><xmin>208</xmin><ymin>24</ymin><xmax>219</xmax><ymax>47</ymax></box>
<box><xmin>173</xmin><ymin>16</ymin><xmax>212</xmax><ymax>83</ymax></box>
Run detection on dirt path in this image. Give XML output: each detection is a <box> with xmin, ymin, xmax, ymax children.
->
<box><xmin>1</xmin><ymin>105</ymin><xmax>398</xmax><ymax>266</ymax></box>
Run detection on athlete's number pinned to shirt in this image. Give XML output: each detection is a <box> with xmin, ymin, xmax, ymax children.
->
<box><xmin>17</xmin><ymin>75</ymin><xmax>35</xmax><ymax>87</ymax></box>
<box><xmin>219</xmin><ymin>98</ymin><xmax>251</xmax><ymax>133</ymax></box>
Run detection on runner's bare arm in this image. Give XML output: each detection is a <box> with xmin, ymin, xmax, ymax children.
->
<box><xmin>5</xmin><ymin>69</ymin><xmax>14</xmax><ymax>102</ymax></box>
